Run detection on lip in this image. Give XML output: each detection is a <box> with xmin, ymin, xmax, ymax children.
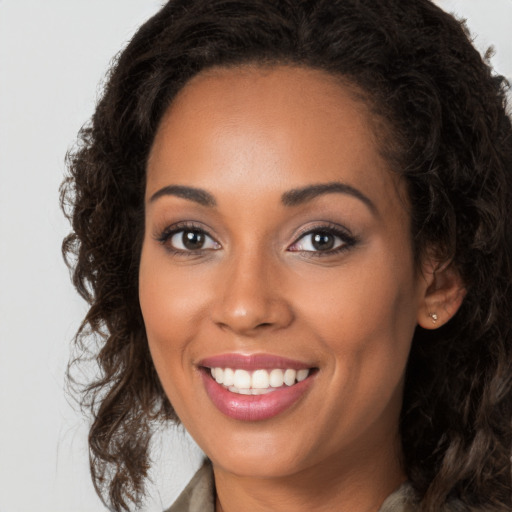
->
<box><xmin>198</xmin><ymin>353</ymin><xmax>313</xmax><ymax>371</ymax></box>
<box><xmin>198</xmin><ymin>353</ymin><xmax>316</xmax><ymax>421</ymax></box>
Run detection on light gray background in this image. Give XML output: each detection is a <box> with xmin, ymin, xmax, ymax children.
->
<box><xmin>0</xmin><ymin>1</ymin><xmax>510</xmax><ymax>511</ymax></box>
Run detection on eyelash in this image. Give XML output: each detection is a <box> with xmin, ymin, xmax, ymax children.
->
<box><xmin>156</xmin><ymin>221</ymin><xmax>219</xmax><ymax>256</ymax></box>
<box><xmin>288</xmin><ymin>223</ymin><xmax>357</xmax><ymax>257</ymax></box>
<box><xmin>155</xmin><ymin>222</ymin><xmax>357</xmax><ymax>257</ymax></box>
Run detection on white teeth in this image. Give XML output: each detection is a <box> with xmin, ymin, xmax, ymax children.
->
<box><xmin>251</xmin><ymin>388</ymin><xmax>273</xmax><ymax>395</ymax></box>
<box><xmin>252</xmin><ymin>369</ymin><xmax>270</xmax><ymax>389</ymax></box>
<box><xmin>228</xmin><ymin>386</ymin><xmax>274</xmax><ymax>395</ymax></box>
<box><xmin>297</xmin><ymin>369</ymin><xmax>309</xmax><ymax>382</ymax></box>
<box><xmin>214</xmin><ymin>367</ymin><xmax>224</xmax><ymax>384</ymax></box>
<box><xmin>223</xmin><ymin>367</ymin><xmax>234</xmax><ymax>387</ymax></box>
<box><xmin>284</xmin><ymin>369</ymin><xmax>297</xmax><ymax>386</ymax></box>
<box><xmin>209</xmin><ymin>367</ymin><xmax>311</xmax><ymax>394</ymax></box>
<box><xmin>269</xmin><ymin>369</ymin><xmax>284</xmax><ymax>387</ymax></box>
<box><xmin>233</xmin><ymin>369</ymin><xmax>251</xmax><ymax>389</ymax></box>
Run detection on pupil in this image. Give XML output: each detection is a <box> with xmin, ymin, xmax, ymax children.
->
<box><xmin>312</xmin><ymin>232</ymin><xmax>334</xmax><ymax>251</ymax></box>
<box><xmin>183</xmin><ymin>230</ymin><xmax>204</xmax><ymax>250</ymax></box>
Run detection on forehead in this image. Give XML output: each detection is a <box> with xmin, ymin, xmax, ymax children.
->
<box><xmin>147</xmin><ymin>65</ymin><xmax>404</xmax><ymax>216</ymax></box>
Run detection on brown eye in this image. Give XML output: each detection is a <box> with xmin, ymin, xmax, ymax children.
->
<box><xmin>167</xmin><ymin>229</ymin><xmax>220</xmax><ymax>252</ymax></box>
<box><xmin>311</xmin><ymin>232</ymin><xmax>335</xmax><ymax>251</ymax></box>
<box><xmin>289</xmin><ymin>230</ymin><xmax>345</xmax><ymax>252</ymax></box>
<box><xmin>287</xmin><ymin>225</ymin><xmax>358</xmax><ymax>256</ymax></box>
<box><xmin>182</xmin><ymin>230</ymin><xmax>205</xmax><ymax>250</ymax></box>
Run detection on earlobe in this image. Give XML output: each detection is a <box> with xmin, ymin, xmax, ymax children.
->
<box><xmin>417</xmin><ymin>261</ymin><xmax>466</xmax><ymax>330</ymax></box>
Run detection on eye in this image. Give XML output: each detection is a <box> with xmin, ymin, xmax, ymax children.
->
<box><xmin>288</xmin><ymin>227</ymin><xmax>355</xmax><ymax>254</ymax></box>
<box><xmin>159</xmin><ymin>227</ymin><xmax>221</xmax><ymax>252</ymax></box>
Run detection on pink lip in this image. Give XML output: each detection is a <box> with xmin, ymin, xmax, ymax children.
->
<box><xmin>198</xmin><ymin>353</ymin><xmax>316</xmax><ymax>421</ymax></box>
<box><xmin>198</xmin><ymin>353</ymin><xmax>312</xmax><ymax>370</ymax></box>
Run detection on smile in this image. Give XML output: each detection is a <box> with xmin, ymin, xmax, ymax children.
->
<box><xmin>198</xmin><ymin>354</ymin><xmax>316</xmax><ymax>421</ymax></box>
<box><xmin>209</xmin><ymin>367</ymin><xmax>310</xmax><ymax>395</ymax></box>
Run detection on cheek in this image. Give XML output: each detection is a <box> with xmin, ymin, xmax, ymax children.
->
<box><xmin>138</xmin><ymin>244</ymin><xmax>208</xmax><ymax>375</ymax></box>
<box><xmin>293</xmin><ymin>250</ymin><xmax>419</xmax><ymax>383</ymax></box>
<box><xmin>138</xmin><ymin>247</ymin><xmax>211</xmax><ymax>425</ymax></box>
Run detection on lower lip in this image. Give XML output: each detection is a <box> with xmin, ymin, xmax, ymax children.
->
<box><xmin>200</xmin><ymin>369</ymin><xmax>314</xmax><ymax>421</ymax></box>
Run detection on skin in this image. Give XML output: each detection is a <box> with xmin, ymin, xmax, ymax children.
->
<box><xmin>139</xmin><ymin>65</ymin><xmax>464</xmax><ymax>512</ymax></box>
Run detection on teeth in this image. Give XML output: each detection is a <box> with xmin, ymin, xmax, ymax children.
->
<box><xmin>251</xmin><ymin>388</ymin><xmax>272</xmax><ymax>395</ymax></box>
<box><xmin>214</xmin><ymin>367</ymin><xmax>224</xmax><ymax>384</ymax></box>
<box><xmin>284</xmin><ymin>369</ymin><xmax>296</xmax><ymax>386</ymax></box>
<box><xmin>223</xmin><ymin>367</ymin><xmax>234</xmax><ymax>387</ymax></box>
<box><xmin>269</xmin><ymin>369</ymin><xmax>284</xmax><ymax>387</ymax></box>
<box><xmin>297</xmin><ymin>369</ymin><xmax>309</xmax><ymax>382</ymax></box>
<box><xmin>233</xmin><ymin>369</ymin><xmax>251</xmax><ymax>389</ymax></box>
<box><xmin>208</xmin><ymin>367</ymin><xmax>311</xmax><ymax>394</ymax></box>
<box><xmin>252</xmin><ymin>369</ymin><xmax>270</xmax><ymax>389</ymax></box>
<box><xmin>228</xmin><ymin>386</ymin><xmax>274</xmax><ymax>395</ymax></box>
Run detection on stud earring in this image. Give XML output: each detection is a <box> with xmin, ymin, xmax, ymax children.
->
<box><xmin>429</xmin><ymin>312</ymin><xmax>438</xmax><ymax>324</ymax></box>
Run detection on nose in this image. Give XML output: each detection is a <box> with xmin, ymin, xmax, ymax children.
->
<box><xmin>211</xmin><ymin>250</ymin><xmax>294</xmax><ymax>336</ymax></box>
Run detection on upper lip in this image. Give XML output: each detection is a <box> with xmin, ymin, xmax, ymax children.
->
<box><xmin>198</xmin><ymin>353</ymin><xmax>314</xmax><ymax>371</ymax></box>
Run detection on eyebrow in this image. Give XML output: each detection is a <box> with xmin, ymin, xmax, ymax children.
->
<box><xmin>281</xmin><ymin>182</ymin><xmax>377</xmax><ymax>214</ymax></box>
<box><xmin>149</xmin><ymin>181</ymin><xmax>377</xmax><ymax>214</ymax></box>
<box><xmin>149</xmin><ymin>185</ymin><xmax>217</xmax><ymax>207</ymax></box>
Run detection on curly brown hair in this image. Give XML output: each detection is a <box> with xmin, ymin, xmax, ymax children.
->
<box><xmin>61</xmin><ymin>0</ymin><xmax>512</xmax><ymax>510</ymax></box>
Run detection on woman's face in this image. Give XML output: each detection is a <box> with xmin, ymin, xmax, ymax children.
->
<box><xmin>139</xmin><ymin>66</ymin><xmax>430</xmax><ymax>480</ymax></box>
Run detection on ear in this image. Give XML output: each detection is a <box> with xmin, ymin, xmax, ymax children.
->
<box><xmin>417</xmin><ymin>259</ymin><xmax>466</xmax><ymax>330</ymax></box>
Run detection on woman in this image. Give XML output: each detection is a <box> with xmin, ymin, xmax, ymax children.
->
<box><xmin>61</xmin><ymin>0</ymin><xmax>512</xmax><ymax>511</ymax></box>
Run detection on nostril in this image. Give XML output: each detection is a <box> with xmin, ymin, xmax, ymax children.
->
<box><xmin>212</xmin><ymin>294</ymin><xmax>294</xmax><ymax>334</ymax></box>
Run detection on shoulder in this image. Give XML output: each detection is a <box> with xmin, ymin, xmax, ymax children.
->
<box><xmin>378</xmin><ymin>482</ymin><xmax>418</xmax><ymax>512</ymax></box>
<box><xmin>380</xmin><ymin>482</ymin><xmax>500</xmax><ymax>512</ymax></box>
<box><xmin>165</xmin><ymin>461</ymin><xmax>215</xmax><ymax>512</ymax></box>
